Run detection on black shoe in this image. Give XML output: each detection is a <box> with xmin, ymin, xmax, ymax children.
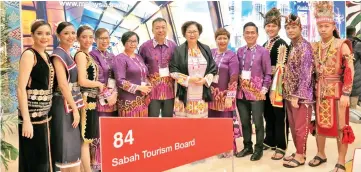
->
<box><xmin>235</xmin><ymin>148</ymin><xmax>253</xmax><ymax>158</ymax></box>
<box><xmin>250</xmin><ymin>150</ymin><xmax>263</xmax><ymax>161</ymax></box>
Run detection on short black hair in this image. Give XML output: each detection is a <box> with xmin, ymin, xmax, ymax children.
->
<box><xmin>152</xmin><ymin>17</ymin><xmax>167</xmax><ymax>27</ymax></box>
<box><xmin>121</xmin><ymin>31</ymin><xmax>139</xmax><ymax>45</ymax></box>
<box><xmin>243</xmin><ymin>22</ymin><xmax>258</xmax><ymax>33</ymax></box>
<box><xmin>181</xmin><ymin>21</ymin><xmax>203</xmax><ymax>37</ymax></box>
<box><xmin>347</xmin><ymin>25</ymin><xmax>356</xmax><ymax>37</ymax></box>
<box><xmin>57</xmin><ymin>22</ymin><xmax>74</xmax><ymax>34</ymax></box>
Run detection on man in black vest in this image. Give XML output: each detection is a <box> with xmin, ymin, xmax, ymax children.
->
<box><xmin>260</xmin><ymin>7</ymin><xmax>290</xmax><ymax>160</ymax></box>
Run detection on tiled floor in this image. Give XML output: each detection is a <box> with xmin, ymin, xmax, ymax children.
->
<box><xmin>168</xmin><ymin>122</ymin><xmax>361</xmax><ymax>172</ymax></box>
<box><xmin>2</xmin><ymin>116</ymin><xmax>360</xmax><ymax>172</ymax></box>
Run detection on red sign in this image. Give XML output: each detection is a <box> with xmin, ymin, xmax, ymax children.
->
<box><xmin>100</xmin><ymin>117</ymin><xmax>233</xmax><ymax>172</ymax></box>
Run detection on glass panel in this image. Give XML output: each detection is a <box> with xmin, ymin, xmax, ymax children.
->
<box><xmin>80</xmin><ymin>15</ymin><xmax>98</xmax><ymax>29</ymax></box>
<box><xmin>101</xmin><ymin>8</ymin><xmax>125</xmax><ymax>25</ymax></box>
<box><xmin>132</xmin><ymin>1</ymin><xmax>160</xmax><ymax>19</ymax></box>
<box><xmin>169</xmin><ymin>1</ymin><xmax>216</xmax><ymax>48</ymax></box>
<box><xmin>65</xmin><ymin>7</ymin><xmax>83</xmax><ymax>22</ymax></box>
<box><xmin>120</xmin><ymin>14</ymin><xmax>141</xmax><ymax>30</ymax></box>
<box><xmin>112</xmin><ymin>27</ymin><xmax>128</xmax><ymax>37</ymax></box>
<box><xmin>111</xmin><ymin>0</ymin><xmax>137</xmax><ymax>13</ymax></box>
<box><xmin>83</xmin><ymin>5</ymin><xmax>102</xmax><ymax>19</ymax></box>
<box><xmin>134</xmin><ymin>24</ymin><xmax>150</xmax><ymax>46</ymax></box>
<box><xmin>97</xmin><ymin>21</ymin><xmax>115</xmax><ymax>31</ymax></box>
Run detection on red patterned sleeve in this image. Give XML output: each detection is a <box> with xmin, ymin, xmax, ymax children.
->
<box><xmin>341</xmin><ymin>43</ymin><xmax>354</xmax><ymax>96</ymax></box>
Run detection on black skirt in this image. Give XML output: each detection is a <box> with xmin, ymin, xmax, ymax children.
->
<box><xmin>18</xmin><ymin>115</ymin><xmax>52</xmax><ymax>172</ymax></box>
<box><xmin>80</xmin><ymin>94</ymin><xmax>99</xmax><ymax>143</ymax></box>
<box><xmin>50</xmin><ymin>95</ymin><xmax>82</xmax><ymax>168</ymax></box>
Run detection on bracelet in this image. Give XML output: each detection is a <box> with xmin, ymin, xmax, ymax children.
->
<box><xmin>342</xmin><ymin>92</ymin><xmax>351</xmax><ymax>96</ymax></box>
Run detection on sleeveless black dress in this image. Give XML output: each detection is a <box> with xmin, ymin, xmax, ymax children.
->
<box><xmin>18</xmin><ymin>48</ymin><xmax>55</xmax><ymax>172</ymax></box>
<box><xmin>74</xmin><ymin>51</ymin><xmax>99</xmax><ymax>143</ymax></box>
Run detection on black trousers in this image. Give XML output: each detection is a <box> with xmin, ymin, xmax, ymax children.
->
<box><xmin>263</xmin><ymin>93</ymin><xmax>289</xmax><ymax>152</ymax></box>
<box><xmin>237</xmin><ymin>99</ymin><xmax>265</xmax><ymax>151</ymax></box>
<box><xmin>148</xmin><ymin>99</ymin><xmax>174</xmax><ymax>117</ymax></box>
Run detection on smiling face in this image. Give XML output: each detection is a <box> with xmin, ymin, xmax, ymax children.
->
<box><xmin>58</xmin><ymin>25</ymin><xmax>76</xmax><ymax>47</ymax></box>
<box><xmin>152</xmin><ymin>20</ymin><xmax>167</xmax><ymax>41</ymax></box>
<box><xmin>77</xmin><ymin>29</ymin><xmax>94</xmax><ymax>50</ymax></box>
<box><xmin>31</xmin><ymin>25</ymin><xmax>52</xmax><ymax>48</ymax></box>
<box><xmin>243</xmin><ymin>26</ymin><xmax>258</xmax><ymax>45</ymax></box>
<box><xmin>216</xmin><ymin>34</ymin><xmax>229</xmax><ymax>50</ymax></box>
<box><xmin>96</xmin><ymin>31</ymin><xmax>110</xmax><ymax>51</ymax></box>
<box><xmin>185</xmin><ymin>24</ymin><xmax>200</xmax><ymax>44</ymax></box>
<box><xmin>265</xmin><ymin>23</ymin><xmax>280</xmax><ymax>38</ymax></box>
<box><xmin>124</xmin><ymin>35</ymin><xmax>138</xmax><ymax>52</ymax></box>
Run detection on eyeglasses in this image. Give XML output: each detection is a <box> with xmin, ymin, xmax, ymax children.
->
<box><xmin>186</xmin><ymin>31</ymin><xmax>199</xmax><ymax>35</ymax></box>
<box><xmin>126</xmin><ymin>40</ymin><xmax>138</xmax><ymax>44</ymax></box>
<box><xmin>98</xmin><ymin>37</ymin><xmax>110</xmax><ymax>41</ymax></box>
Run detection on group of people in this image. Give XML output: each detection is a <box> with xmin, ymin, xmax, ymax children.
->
<box><xmin>17</xmin><ymin>2</ymin><xmax>356</xmax><ymax>172</ymax></box>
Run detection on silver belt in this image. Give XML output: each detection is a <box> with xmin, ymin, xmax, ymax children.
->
<box><xmin>27</xmin><ymin>89</ymin><xmax>51</xmax><ymax>95</ymax></box>
<box><xmin>28</xmin><ymin>94</ymin><xmax>53</xmax><ymax>101</ymax></box>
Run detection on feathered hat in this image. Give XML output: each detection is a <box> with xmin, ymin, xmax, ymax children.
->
<box><xmin>284</xmin><ymin>14</ymin><xmax>301</xmax><ymax>27</ymax></box>
<box><xmin>260</xmin><ymin>7</ymin><xmax>282</xmax><ymax>28</ymax></box>
<box><xmin>313</xmin><ymin>1</ymin><xmax>334</xmax><ymax>24</ymax></box>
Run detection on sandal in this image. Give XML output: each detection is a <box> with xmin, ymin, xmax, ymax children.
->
<box><xmin>308</xmin><ymin>155</ymin><xmax>327</xmax><ymax>167</ymax></box>
<box><xmin>283</xmin><ymin>153</ymin><xmax>307</xmax><ymax>161</ymax></box>
<box><xmin>271</xmin><ymin>150</ymin><xmax>285</xmax><ymax>160</ymax></box>
<box><xmin>219</xmin><ymin>153</ymin><xmax>232</xmax><ymax>158</ymax></box>
<box><xmin>334</xmin><ymin>164</ymin><xmax>346</xmax><ymax>172</ymax></box>
<box><xmin>283</xmin><ymin>158</ymin><xmax>305</xmax><ymax>168</ymax></box>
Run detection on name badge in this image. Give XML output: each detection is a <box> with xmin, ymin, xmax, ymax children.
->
<box><xmin>107</xmin><ymin>78</ymin><xmax>116</xmax><ymax>89</ymax></box>
<box><xmin>159</xmin><ymin>67</ymin><xmax>170</xmax><ymax>77</ymax></box>
<box><xmin>212</xmin><ymin>74</ymin><xmax>219</xmax><ymax>83</ymax></box>
<box><xmin>99</xmin><ymin>98</ymin><xmax>106</xmax><ymax>106</ymax></box>
<box><xmin>241</xmin><ymin>70</ymin><xmax>251</xmax><ymax>80</ymax></box>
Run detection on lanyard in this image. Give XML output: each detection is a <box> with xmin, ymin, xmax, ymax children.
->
<box><xmin>130</xmin><ymin>55</ymin><xmax>147</xmax><ymax>82</ymax></box>
<box><xmin>97</xmin><ymin>49</ymin><xmax>113</xmax><ymax>79</ymax></box>
<box><xmin>213</xmin><ymin>51</ymin><xmax>226</xmax><ymax>75</ymax></box>
<box><xmin>241</xmin><ymin>46</ymin><xmax>257</xmax><ymax>71</ymax></box>
<box><xmin>154</xmin><ymin>45</ymin><xmax>169</xmax><ymax>68</ymax></box>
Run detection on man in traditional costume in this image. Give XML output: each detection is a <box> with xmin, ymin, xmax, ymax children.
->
<box><xmin>261</xmin><ymin>7</ymin><xmax>290</xmax><ymax>160</ymax></box>
<box><xmin>281</xmin><ymin>14</ymin><xmax>315</xmax><ymax>168</ymax></box>
<box><xmin>308</xmin><ymin>2</ymin><xmax>355</xmax><ymax>172</ymax></box>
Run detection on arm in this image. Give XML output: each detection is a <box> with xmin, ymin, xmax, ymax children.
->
<box><xmin>226</xmin><ymin>54</ymin><xmax>239</xmax><ymax>99</ymax></box>
<box><xmin>17</xmin><ymin>50</ymin><xmax>35</xmax><ymax>138</ymax></box>
<box><xmin>53</xmin><ymin>57</ymin><xmax>79</xmax><ymax>111</ymax></box>
<box><xmin>341</xmin><ymin>43</ymin><xmax>354</xmax><ymax>96</ymax></box>
<box><xmin>75</xmin><ymin>52</ymin><xmax>103</xmax><ymax>89</ymax></box>
<box><xmin>169</xmin><ymin>48</ymin><xmax>190</xmax><ymax>87</ymax></box>
<box><xmin>262</xmin><ymin>49</ymin><xmax>272</xmax><ymax>92</ymax></box>
<box><xmin>138</xmin><ymin>43</ymin><xmax>148</xmax><ymax>65</ymax></box>
<box><xmin>201</xmin><ymin>46</ymin><xmax>217</xmax><ymax>87</ymax></box>
<box><xmin>292</xmin><ymin>45</ymin><xmax>314</xmax><ymax>99</ymax></box>
<box><xmin>113</xmin><ymin>56</ymin><xmax>138</xmax><ymax>94</ymax></box>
